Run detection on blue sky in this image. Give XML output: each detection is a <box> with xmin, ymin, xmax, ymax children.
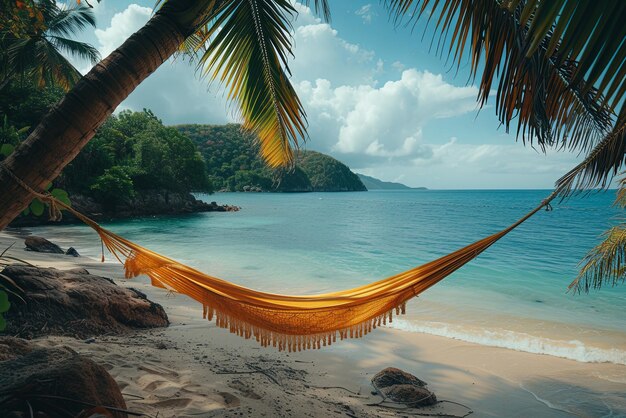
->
<box><xmin>67</xmin><ymin>0</ymin><xmax>584</xmax><ymax>189</ymax></box>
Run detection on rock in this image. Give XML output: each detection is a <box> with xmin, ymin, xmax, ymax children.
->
<box><xmin>372</xmin><ymin>367</ymin><xmax>428</xmax><ymax>389</ymax></box>
<box><xmin>65</xmin><ymin>246</ymin><xmax>80</xmax><ymax>257</ymax></box>
<box><xmin>24</xmin><ymin>236</ymin><xmax>64</xmax><ymax>254</ymax></box>
<box><xmin>371</xmin><ymin>367</ymin><xmax>436</xmax><ymax>407</ymax></box>
<box><xmin>381</xmin><ymin>384</ymin><xmax>437</xmax><ymax>406</ymax></box>
<box><xmin>10</xmin><ymin>190</ymin><xmax>239</xmax><ymax>227</ymax></box>
<box><xmin>2</xmin><ymin>265</ymin><xmax>169</xmax><ymax>338</ymax></box>
<box><xmin>0</xmin><ymin>342</ymin><xmax>127</xmax><ymax>418</ymax></box>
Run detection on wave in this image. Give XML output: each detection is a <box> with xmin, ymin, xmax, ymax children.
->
<box><xmin>391</xmin><ymin>319</ymin><xmax>626</xmax><ymax>365</ymax></box>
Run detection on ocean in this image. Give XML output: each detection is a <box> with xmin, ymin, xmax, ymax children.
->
<box><xmin>29</xmin><ymin>189</ymin><xmax>626</xmax><ymax>365</ymax></box>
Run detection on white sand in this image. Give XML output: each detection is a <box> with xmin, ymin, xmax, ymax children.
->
<box><xmin>2</xmin><ymin>229</ymin><xmax>625</xmax><ymax>417</ymax></box>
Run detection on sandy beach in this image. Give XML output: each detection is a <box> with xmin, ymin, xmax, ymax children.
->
<box><xmin>2</xmin><ymin>229</ymin><xmax>625</xmax><ymax>418</ymax></box>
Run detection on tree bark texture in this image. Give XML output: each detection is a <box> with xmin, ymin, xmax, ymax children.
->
<box><xmin>0</xmin><ymin>0</ymin><xmax>215</xmax><ymax>230</ymax></box>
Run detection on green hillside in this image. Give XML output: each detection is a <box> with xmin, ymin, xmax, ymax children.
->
<box><xmin>176</xmin><ymin>124</ymin><xmax>366</xmax><ymax>192</ymax></box>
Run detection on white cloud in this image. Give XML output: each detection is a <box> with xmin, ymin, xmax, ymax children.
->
<box><xmin>297</xmin><ymin>70</ymin><xmax>479</xmax><ymax>164</ymax></box>
<box><xmin>356</xmin><ymin>139</ymin><xmax>581</xmax><ymax>189</ymax></box>
<box><xmin>290</xmin><ymin>22</ymin><xmax>376</xmax><ymax>86</ymax></box>
<box><xmin>94</xmin><ymin>4</ymin><xmax>152</xmax><ymax>58</ymax></box>
<box><xmin>90</xmin><ymin>3</ymin><xmax>231</xmax><ymax>124</ymax></box>
<box><xmin>355</xmin><ymin>4</ymin><xmax>376</xmax><ymax>24</ymax></box>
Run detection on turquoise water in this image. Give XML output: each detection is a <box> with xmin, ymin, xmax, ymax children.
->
<box><xmin>32</xmin><ymin>190</ymin><xmax>626</xmax><ymax>364</ymax></box>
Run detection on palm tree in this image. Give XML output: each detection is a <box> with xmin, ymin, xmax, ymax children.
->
<box><xmin>0</xmin><ymin>0</ymin><xmax>318</xmax><ymax>229</ymax></box>
<box><xmin>0</xmin><ymin>0</ymin><xmax>100</xmax><ymax>91</ymax></box>
<box><xmin>0</xmin><ymin>0</ymin><xmax>623</xmax><ymax>289</ymax></box>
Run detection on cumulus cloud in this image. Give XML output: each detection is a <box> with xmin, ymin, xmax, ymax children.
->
<box><xmin>90</xmin><ymin>3</ymin><xmax>231</xmax><ymax>124</ymax></box>
<box><xmin>94</xmin><ymin>4</ymin><xmax>152</xmax><ymax>58</ymax></box>
<box><xmin>297</xmin><ymin>70</ymin><xmax>479</xmax><ymax>164</ymax></box>
<box><xmin>289</xmin><ymin>5</ymin><xmax>377</xmax><ymax>86</ymax></box>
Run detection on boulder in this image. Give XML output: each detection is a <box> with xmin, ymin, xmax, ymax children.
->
<box><xmin>65</xmin><ymin>247</ymin><xmax>80</xmax><ymax>257</ymax></box>
<box><xmin>2</xmin><ymin>265</ymin><xmax>169</xmax><ymax>338</ymax></box>
<box><xmin>382</xmin><ymin>384</ymin><xmax>437</xmax><ymax>406</ymax></box>
<box><xmin>371</xmin><ymin>367</ymin><xmax>436</xmax><ymax>407</ymax></box>
<box><xmin>24</xmin><ymin>236</ymin><xmax>64</xmax><ymax>254</ymax></box>
<box><xmin>0</xmin><ymin>342</ymin><xmax>127</xmax><ymax>418</ymax></box>
<box><xmin>372</xmin><ymin>367</ymin><xmax>428</xmax><ymax>388</ymax></box>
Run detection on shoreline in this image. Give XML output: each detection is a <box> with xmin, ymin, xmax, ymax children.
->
<box><xmin>1</xmin><ymin>229</ymin><xmax>625</xmax><ymax>417</ymax></box>
<box><xmin>15</xmin><ymin>216</ymin><xmax>626</xmax><ymax>367</ymax></box>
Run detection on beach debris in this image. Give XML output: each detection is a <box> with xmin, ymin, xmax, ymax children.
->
<box><xmin>24</xmin><ymin>235</ymin><xmax>64</xmax><ymax>253</ymax></box>
<box><xmin>0</xmin><ymin>342</ymin><xmax>129</xmax><ymax>418</ymax></box>
<box><xmin>1</xmin><ymin>265</ymin><xmax>169</xmax><ymax>338</ymax></box>
<box><xmin>370</xmin><ymin>367</ymin><xmax>437</xmax><ymax>407</ymax></box>
<box><xmin>66</xmin><ymin>246</ymin><xmax>81</xmax><ymax>257</ymax></box>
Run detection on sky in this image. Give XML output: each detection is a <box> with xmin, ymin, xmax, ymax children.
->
<box><xmin>64</xmin><ymin>0</ymin><xmax>585</xmax><ymax>189</ymax></box>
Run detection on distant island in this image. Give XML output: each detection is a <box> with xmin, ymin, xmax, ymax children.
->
<box><xmin>177</xmin><ymin>124</ymin><xmax>366</xmax><ymax>193</ymax></box>
<box><xmin>356</xmin><ymin>173</ymin><xmax>427</xmax><ymax>190</ymax></box>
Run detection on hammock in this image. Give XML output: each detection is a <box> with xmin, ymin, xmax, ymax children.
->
<box><xmin>4</xmin><ymin>165</ymin><xmax>556</xmax><ymax>351</ymax></box>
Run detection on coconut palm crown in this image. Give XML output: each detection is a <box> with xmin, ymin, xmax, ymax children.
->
<box><xmin>0</xmin><ymin>0</ymin><xmax>100</xmax><ymax>91</ymax></box>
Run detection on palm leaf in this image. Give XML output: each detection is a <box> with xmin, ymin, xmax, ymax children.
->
<box><xmin>569</xmin><ymin>224</ymin><xmax>626</xmax><ymax>293</ymax></box>
<box><xmin>47</xmin><ymin>36</ymin><xmax>100</xmax><ymax>64</ymax></box>
<box><xmin>556</xmin><ymin>108</ymin><xmax>626</xmax><ymax>196</ymax></box>
<box><xmin>46</xmin><ymin>1</ymin><xmax>97</xmax><ymax>38</ymax></box>
<box><xmin>35</xmin><ymin>39</ymin><xmax>83</xmax><ymax>90</ymax></box>
<box><xmin>197</xmin><ymin>0</ymin><xmax>308</xmax><ymax>167</ymax></box>
<box><xmin>301</xmin><ymin>0</ymin><xmax>331</xmax><ymax>22</ymax></box>
<box><xmin>385</xmin><ymin>0</ymin><xmax>623</xmax><ymax>187</ymax></box>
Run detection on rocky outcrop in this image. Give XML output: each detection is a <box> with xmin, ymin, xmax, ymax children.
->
<box><xmin>371</xmin><ymin>367</ymin><xmax>437</xmax><ymax>407</ymax></box>
<box><xmin>10</xmin><ymin>190</ymin><xmax>239</xmax><ymax>227</ymax></box>
<box><xmin>24</xmin><ymin>236</ymin><xmax>64</xmax><ymax>254</ymax></box>
<box><xmin>2</xmin><ymin>265</ymin><xmax>169</xmax><ymax>338</ymax></box>
<box><xmin>0</xmin><ymin>340</ymin><xmax>127</xmax><ymax>418</ymax></box>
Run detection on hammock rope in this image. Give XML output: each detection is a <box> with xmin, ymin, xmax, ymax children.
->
<box><xmin>2</xmin><ymin>164</ymin><xmax>557</xmax><ymax>351</ymax></box>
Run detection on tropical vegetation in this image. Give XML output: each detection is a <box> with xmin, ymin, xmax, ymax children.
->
<box><xmin>62</xmin><ymin>110</ymin><xmax>212</xmax><ymax>203</ymax></box>
<box><xmin>178</xmin><ymin>124</ymin><xmax>365</xmax><ymax>192</ymax></box>
<box><xmin>0</xmin><ymin>0</ymin><xmax>100</xmax><ymax>91</ymax></box>
<box><xmin>0</xmin><ymin>0</ymin><xmax>623</xmax><ymax>291</ymax></box>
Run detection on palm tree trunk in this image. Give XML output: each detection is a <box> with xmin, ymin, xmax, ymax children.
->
<box><xmin>0</xmin><ymin>0</ymin><xmax>215</xmax><ymax>230</ymax></box>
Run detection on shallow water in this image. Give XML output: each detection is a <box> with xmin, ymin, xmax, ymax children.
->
<box><xmin>30</xmin><ymin>190</ymin><xmax>626</xmax><ymax>364</ymax></box>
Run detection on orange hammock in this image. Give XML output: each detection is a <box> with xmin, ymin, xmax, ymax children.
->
<box><xmin>11</xmin><ymin>175</ymin><xmax>556</xmax><ymax>351</ymax></box>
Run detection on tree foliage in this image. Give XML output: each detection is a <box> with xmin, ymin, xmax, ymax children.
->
<box><xmin>62</xmin><ymin>110</ymin><xmax>213</xmax><ymax>204</ymax></box>
<box><xmin>0</xmin><ymin>0</ymin><xmax>100</xmax><ymax>91</ymax></box>
<box><xmin>178</xmin><ymin>124</ymin><xmax>365</xmax><ymax>192</ymax></box>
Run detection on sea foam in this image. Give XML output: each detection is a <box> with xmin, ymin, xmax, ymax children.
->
<box><xmin>391</xmin><ymin>319</ymin><xmax>626</xmax><ymax>365</ymax></box>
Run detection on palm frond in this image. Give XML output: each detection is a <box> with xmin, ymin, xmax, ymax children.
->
<box><xmin>35</xmin><ymin>39</ymin><xmax>82</xmax><ymax>90</ymax></box>
<box><xmin>47</xmin><ymin>1</ymin><xmax>97</xmax><ymax>38</ymax></box>
<box><xmin>47</xmin><ymin>35</ymin><xmax>101</xmax><ymax>64</ymax></box>
<box><xmin>301</xmin><ymin>0</ymin><xmax>332</xmax><ymax>22</ymax></box>
<box><xmin>569</xmin><ymin>223</ymin><xmax>626</xmax><ymax>293</ymax></box>
<box><xmin>198</xmin><ymin>0</ymin><xmax>307</xmax><ymax>167</ymax></box>
<box><xmin>385</xmin><ymin>0</ymin><xmax>623</xmax><ymax>181</ymax></box>
<box><xmin>519</xmin><ymin>0</ymin><xmax>626</xmax><ymax>112</ymax></box>
<box><xmin>556</xmin><ymin>108</ymin><xmax>626</xmax><ymax>196</ymax></box>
